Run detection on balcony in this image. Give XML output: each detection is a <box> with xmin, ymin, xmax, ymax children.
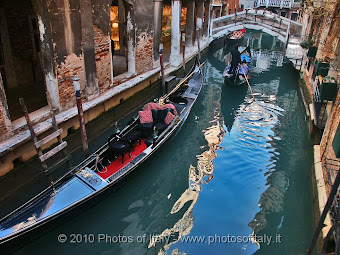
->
<box><xmin>254</xmin><ymin>0</ymin><xmax>293</xmax><ymax>9</ymax></box>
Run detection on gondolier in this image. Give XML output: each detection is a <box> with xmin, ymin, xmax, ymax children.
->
<box><xmin>223</xmin><ymin>46</ymin><xmax>252</xmax><ymax>86</ymax></box>
<box><xmin>229</xmin><ymin>45</ymin><xmax>241</xmax><ymax>74</ymax></box>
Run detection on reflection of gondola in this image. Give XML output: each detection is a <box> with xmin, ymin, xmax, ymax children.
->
<box><xmin>0</xmin><ymin>59</ymin><xmax>204</xmax><ymax>253</ymax></box>
<box><xmin>223</xmin><ymin>46</ymin><xmax>252</xmax><ymax>86</ymax></box>
<box><xmin>221</xmin><ymin>82</ymin><xmax>248</xmax><ymax>132</ymax></box>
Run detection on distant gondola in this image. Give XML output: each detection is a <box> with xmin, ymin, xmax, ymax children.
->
<box><xmin>0</xmin><ymin>58</ymin><xmax>204</xmax><ymax>253</ymax></box>
<box><xmin>224</xmin><ymin>28</ymin><xmax>246</xmax><ymax>46</ymax></box>
<box><xmin>223</xmin><ymin>46</ymin><xmax>252</xmax><ymax>86</ymax></box>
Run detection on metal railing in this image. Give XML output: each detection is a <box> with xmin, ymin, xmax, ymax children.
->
<box><xmin>312</xmin><ymin>78</ymin><xmax>329</xmax><ymax>129</ymax></box>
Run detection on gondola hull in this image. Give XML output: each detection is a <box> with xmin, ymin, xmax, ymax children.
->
<box><xmin>0</xmin><ymin>59</ymin><xmax>204</xmax><ymax>253</ymax></box>
<box><xmin>224</xmin><ymin>73</ymin><xmax>247</xmax><ymax>86</ymax></box>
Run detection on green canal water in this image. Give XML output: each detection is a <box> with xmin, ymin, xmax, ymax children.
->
<box><xmin>14</xmin><ymin>31</ymin><xmax>314</xmax><ymax>255</ymax></box>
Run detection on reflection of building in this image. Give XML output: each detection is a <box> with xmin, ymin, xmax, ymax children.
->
<box><xmin>248</xmin><ymin>32</ymin><xmax>285</xmax><ymax>72</ymax></box>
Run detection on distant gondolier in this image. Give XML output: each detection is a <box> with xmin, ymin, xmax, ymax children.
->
<box><xmin>229</xmin><ymin>45</ymin><xmax>241</xmax><ymax>74</ymax></box>
<box><xmin>223</xmin><ymin>46</ymin><xmax>252</xmax><ymax>86</ymax></box>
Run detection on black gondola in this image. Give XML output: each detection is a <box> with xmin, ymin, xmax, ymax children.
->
<box><xmin>224</xmin><ymin>28</ymin><xmax>246</xmax><ymax>47</ymax></box>
<box><xmin>0</xmin><ymin>58</ymin><xmax>204</xmax><ymax>252</ymax></box>
<box><xmin>223</xmin><ymin>46</ymin><xmax>252</xmax><ymax>86</ymax></box>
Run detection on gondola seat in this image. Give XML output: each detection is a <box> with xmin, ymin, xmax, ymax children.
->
<box><xmin>138</xmin><ymin>107</ymin><xmax>176</xmax><ymax>138</ymax></box>
<box><xmin>151</xmin><ymin>108</ymin><xmax>174</xmax><ymax>133</ymax></box>
<box><xmin>108</xmin><ymin>137</ymin><xmax>131</xmax><ymax>164</ymax></box>
<box><xmin>154</xmin><ymin>122</ymin><xmax>168</xmax><ymax>133</ymax></box>
<box><xmin>121</xmin><ymin>130</ymin><xmax>142</xmax><ymax>150</ymax></box>
<box><xmin>138</xmin><ymin>123</ymin><xmax>154</xmax><ymax>138</ymax></box>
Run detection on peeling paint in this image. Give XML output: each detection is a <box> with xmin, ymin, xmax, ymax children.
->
<box><xmin>37</xmin><ymin>15</ymin><xmax>46</xmax><ymax>42</ymax></box>
<box><xmin>136</xmin><ymin>32</ymin><xmax>153</xmax><ymax>74</ymax></box>
<box><xmin>126</xmin><ymin>10</ymin><xmax>136</xmax><ymax>74</ymax></box>
<box><xmin>64</xmin><ymin>0</ymin><xmax>74</xmax><ymax>55</ymax></box>
<box><xmin>56</xmin><ymin>53</ymin><xmax>86</xmax><ymax>109</ymax></box>
<box><xmin>94</xmin><ymin>25</ymin><xmax>111</xmax><ymax>91</ymax></box>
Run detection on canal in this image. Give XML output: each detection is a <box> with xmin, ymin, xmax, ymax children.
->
<box><xmin>13</xmin><ymin>31</ymin><xmax>314</xmax><ymax>255</ymax></box>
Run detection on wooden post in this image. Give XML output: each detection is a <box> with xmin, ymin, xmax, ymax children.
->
<box><xmin>72</xmin><ymin>75</ymin><xmax>89</xmax><ymax>157</ymax></box>
<box><xmin>159</xmin><ymin>43</ymin><xmax>166</xmax><ymax>94</ymax></box>
<box><xmin>182</xmin><ymin>33</ymin><xmax>186</xmax><ymax>71</ymax></box>
<box><xmin>196</xmin><ymin>17</ymin><xmax>202</xmax><ymax>60</ymax></box>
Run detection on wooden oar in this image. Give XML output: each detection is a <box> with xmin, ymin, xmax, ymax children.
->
<box><xmin>162</xmin><ymin>61</ymin><xmax>205</xmax><ymax>102</ymax></box>
<box><xmin>242</xmin><ymin>67</ymin><xmax>255</xmax><ymax>100</ymax></box>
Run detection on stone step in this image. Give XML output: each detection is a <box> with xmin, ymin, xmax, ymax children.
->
<box><xmin>165</xmin><ymin>75</ymin><xmax>177</xmax><ymax>91</ymax></box>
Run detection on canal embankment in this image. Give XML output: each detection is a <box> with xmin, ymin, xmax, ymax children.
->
<box><xmin>0</xmin><ymin>39</ymin><xmax>209</xmax><ymax>219</ymax></box>
<box><xmin>0</xmin><ymin>38</ymin><xmax>209</xmax><ymax>178</ymax></box>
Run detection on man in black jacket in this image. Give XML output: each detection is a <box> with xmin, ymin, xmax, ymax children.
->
<box><xmin>229</xmin><ymin>45</ymin><xmax>241</xmax><ymax>74</ymax></box>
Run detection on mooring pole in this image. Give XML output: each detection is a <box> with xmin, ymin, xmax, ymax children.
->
<box><xmin>307</xmin><ymin>167</ymin><xmax>340</xmax><ymax>255</ymax></box>
<box><xmin>72</xmin><ymin>75</ymin><xmax>89</xmax><ymax>157</ymax></box>
<box><xmin>182</xmin><ymin>33</ymin><xmax>186</xmax><ymax>71</ymax></box>
<box><xmin>159</xmin><ymin>43</ymin><xmax>166</xmax><ymax>94</ymax></box>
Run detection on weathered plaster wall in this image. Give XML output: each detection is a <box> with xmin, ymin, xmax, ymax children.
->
<box><xmin>94</xmin><ymin>25</ymin><xmax>112</xmax><ymax>91</ymax></box>
<box><xmin>133</xmin><ymin>0</ymin><xmax>154</xmax><ymax>74</ymax></box>
<box><xmin>47</xmin><ymin>0</ymin><xmax>85</xmax><ymax>110</ymax></box>
<box><xmin>93</xmin><ymin>0</ymin><xmax>112</xmax><ymax>92</ymax></box>
<box><xmin>56</xmin><ymin>53</ymin><xmax>86</xmax><ymax>109</ymax></box>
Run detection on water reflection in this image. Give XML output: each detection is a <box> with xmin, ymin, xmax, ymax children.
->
<box><xmin>149</xmin><ymin>113</ymin><xmax>226</xmax><ymax>254</ymax></box>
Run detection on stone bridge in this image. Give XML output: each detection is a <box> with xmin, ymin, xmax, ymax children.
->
<box><xmin>209</xmin><ymin>9</ymin><xmax>303</xmax><ymax>44</ymax></box>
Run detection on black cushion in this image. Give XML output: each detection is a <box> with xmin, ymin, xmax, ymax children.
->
<box><xmin>152</xmin><ymin>108</ymin><xmax>174</xmax><ymax>123</ymax></box>
<box><xmin>151</xmin><ymin>109</ymin><xmax>159</xmax><ymax>122</ymax></box>
<box><xmin>121</xmin><ymin>130</ymin><xmax>141</xmax><ymax>144</ymax></box>
<box><xmin>138</xmin><ymin>123</ymin><xmax>154</xmax><ymax>138</ymax></box>
<box><xmin>109</xmin><ymin>141</ymin><xmax>130</xmax><ymax>154</ymax></box>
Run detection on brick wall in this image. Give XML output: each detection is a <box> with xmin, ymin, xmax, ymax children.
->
<box><xmin>135</xmin><ymin>33</ymin><xmax>154</xmax><ymax>74</ymax></box>
<box><xmin>94</xmin><ymin>25</ymin><xmax>112</xmax><ymax>92</ymax></box>
<box><xmin>56</xmin><ymin>54</ymin><xmax>86</xmax><ymax>110</ymax></box>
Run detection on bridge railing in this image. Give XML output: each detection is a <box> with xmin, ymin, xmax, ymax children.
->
<box><xmin>254</xmin><ymin>0</ymin><xmax>293</xmax><ymax>8</ymax></box>
<box><xmin>210</xmin><ymin>9</ymin><xmax>302</xmax><ymax>43</ymax></box>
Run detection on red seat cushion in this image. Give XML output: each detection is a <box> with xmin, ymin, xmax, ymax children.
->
<box><xmin>164</xmin><ymin>111</ymin><xmax>175</xmax><ymax>125</ymax></box>
<box><xmin>139</xmin><ymin>110</ymin><xmax>153</xmax><ymax>124</ymax></box>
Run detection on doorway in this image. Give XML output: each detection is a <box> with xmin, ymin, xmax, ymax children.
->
<box><xmin>0</xmin><ymin>0</ymin><xmax>47</xmax><ymax>121</ymax></box>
